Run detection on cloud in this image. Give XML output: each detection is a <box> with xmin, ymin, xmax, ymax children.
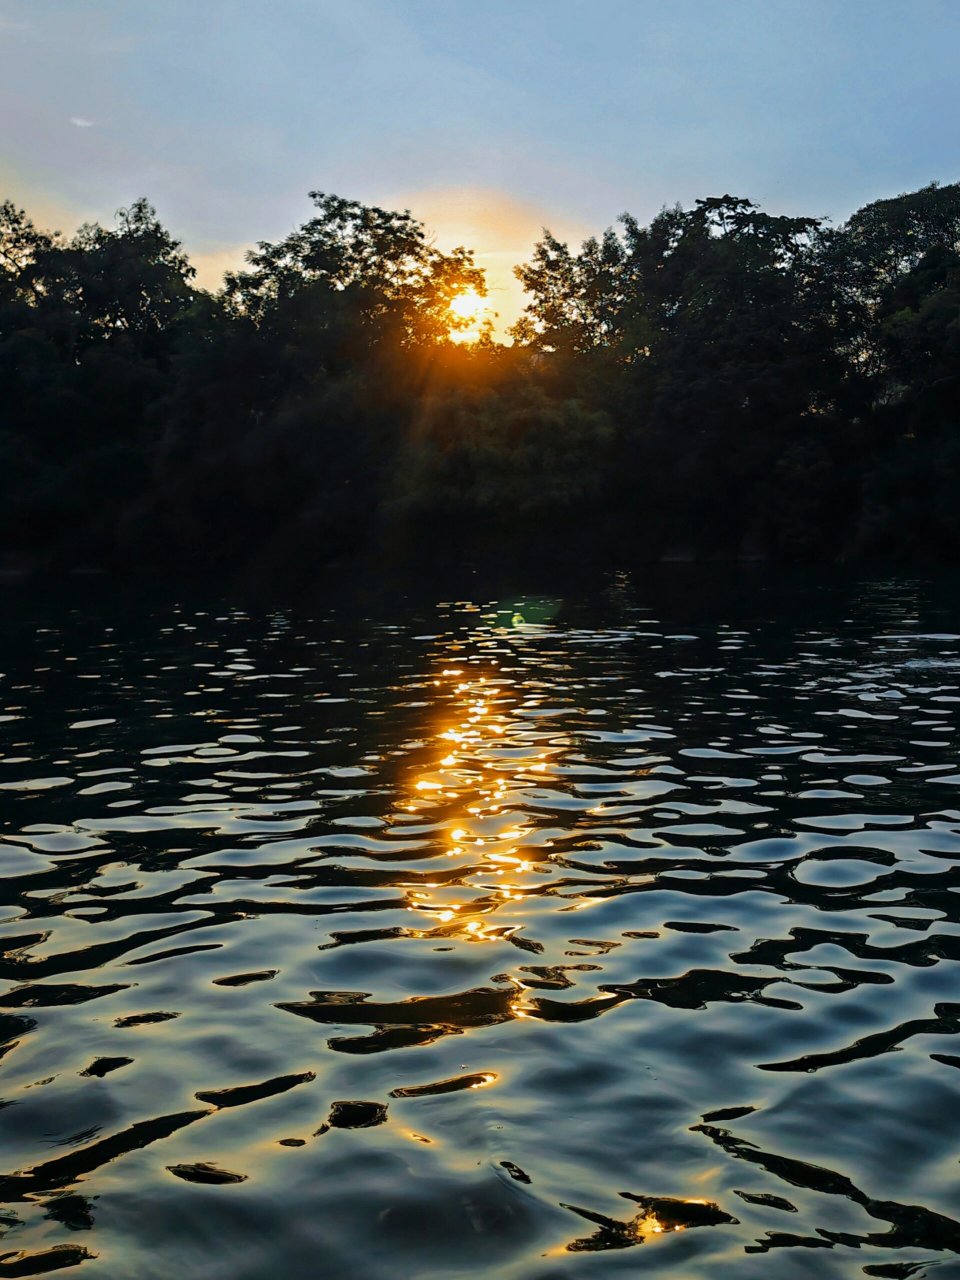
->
<box><xmin>70</xmin><ymin>117</ymin><xmax>94</xmax><ymax>128</ymax></box>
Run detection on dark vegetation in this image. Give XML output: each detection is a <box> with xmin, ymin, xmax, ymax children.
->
<box><xmin>1</xmin><ymin>181</ymin><xmax>959</xmax><ymax>572</ymax></box>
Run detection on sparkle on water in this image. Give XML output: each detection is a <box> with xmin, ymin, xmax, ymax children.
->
<box><xmin>2</xmin><ymin>571</ymin><xmax>960</xmax><ymax>1279</ymax></box>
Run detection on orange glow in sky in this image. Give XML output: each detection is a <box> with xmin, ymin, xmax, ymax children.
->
<box><xmin>396</xmin><ymin>187</ymin><xmax>590</xmax><ymax>344</ymax></box>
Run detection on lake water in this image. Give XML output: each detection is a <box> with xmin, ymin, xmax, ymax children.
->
<box><xmin>2</xmin><ymin>570</ymin><xmax>960</xmax><ymax>1279</ymax></box>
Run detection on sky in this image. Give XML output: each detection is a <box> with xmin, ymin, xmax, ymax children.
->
<box><xmin>1</xmin><ymin>0</ymin><xmax>959</xmax><ymax>336</ymax></box>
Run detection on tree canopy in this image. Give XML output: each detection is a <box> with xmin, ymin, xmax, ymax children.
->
<box><xmin>1</xmin><ymin>180</ymin><xmax>958</xmax><ymax>573</ymax></box>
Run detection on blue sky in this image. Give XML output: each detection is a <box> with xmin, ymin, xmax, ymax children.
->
<box><xmin>1</xmin><ymin>0</ymin><xmax>958</xmax><ymax>327</ymax></box>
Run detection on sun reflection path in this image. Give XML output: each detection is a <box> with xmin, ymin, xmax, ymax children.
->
<box><xmin>397</xmin><ymin>661</ymin><xmax>558</xmax><ymax>1010</ymax></box>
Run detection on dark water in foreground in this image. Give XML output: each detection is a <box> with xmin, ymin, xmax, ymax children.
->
<box><xmin>2</xmin><ymin>572</ymin><xmax>960</xmax><ymax>1279</ymax></box>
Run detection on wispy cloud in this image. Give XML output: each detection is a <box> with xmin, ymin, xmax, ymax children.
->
<box><xmin>70</xmin><ymin>117</ymin><xmax>94</xmax><ymax>128</ymax></box>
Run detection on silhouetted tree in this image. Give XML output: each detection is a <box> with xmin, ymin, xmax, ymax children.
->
<box><xmin>1</xmin><ymin>180</ymin><xmax>958</xmax><ymax>572</ymax></box>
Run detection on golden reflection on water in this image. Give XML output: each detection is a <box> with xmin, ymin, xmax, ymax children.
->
<box><xmin>554</xmin><ymin>1196</ymin><xmax>729</xmax><ymax>1254</ymax></box>
<box><xmin>392</xmin><ymin>652</ymin><xmax>727</xmax><ymax>1248</ymax></box>
<box><xmin>636</xmin><ymin>1212</ymin><xmax>682</xmax><ymax>1238</ymax></box>
<box><xmin>396</xmin><ymin>660</ymin><xmax>560</xmax><ymax>1014</ymax></box>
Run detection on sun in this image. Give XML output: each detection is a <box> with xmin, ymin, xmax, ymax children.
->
<box><xmin>449</xmin><ymin>287</ymin><xmax>484</xmax><ymax>322</ymax></box>
<box><xmin>448</xmin><ymin>287</ymin><xmax>487</xmax><ymax>342</ymax></box>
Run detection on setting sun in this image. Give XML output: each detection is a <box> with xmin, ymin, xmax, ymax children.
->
<box><xmin>448</xmin><ymin>287</ymin><xmax>487</xmax><ymax>342</ymax></box>
<box><xmin>449</xmin><ymin>287</ymin><xmax>483</xmax><ymax>321</ymax></box>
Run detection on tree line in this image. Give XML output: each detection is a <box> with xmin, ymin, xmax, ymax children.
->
<box><xmin>1</xmin><ymin>180</ymin><xmax>958</xmax><ymax>572</ymax></box>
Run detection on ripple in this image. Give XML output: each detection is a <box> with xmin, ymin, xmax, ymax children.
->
<box><xmin>167</xmin><ymin>1162</ymin><xmax>247</xmax><ymax>1185</ymax></box>
<box><xmin>2</xmin><ymin>576</ymin><xmax>960</xmax><ymax>1276</ymax></box>
<box><xmin>389</xmin><ymin>1071</ymin><xmax>498</xmax><ymax>1098</ymax></box>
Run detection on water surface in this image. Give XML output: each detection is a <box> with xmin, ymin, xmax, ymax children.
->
<box><xmin>2</xmin><ymin>572</ymin><xmax>960</xmax><ymax>1279</ymax></box>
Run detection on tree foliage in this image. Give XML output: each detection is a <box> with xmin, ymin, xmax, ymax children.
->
<box><xmin>0</xmin><ymin>181</ymin><xmax>958</xmax><ymax>571</ymax></box>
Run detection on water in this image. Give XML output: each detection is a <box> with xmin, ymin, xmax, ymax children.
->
<box><xmin>2</xmin><ymin>571</ymin><xmax>960</xmax><ymax>1279</ymax></box>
